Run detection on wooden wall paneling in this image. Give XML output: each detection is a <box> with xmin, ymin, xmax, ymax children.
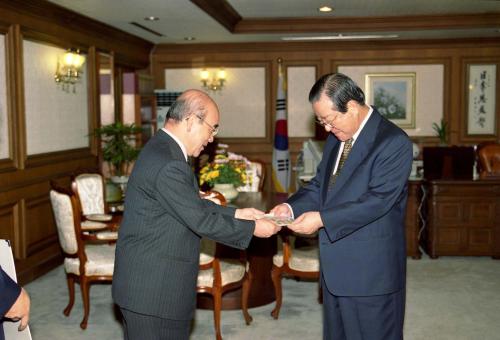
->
<box><xmin>0</xmin><ymin>0</ymin><xmax>153</xmax><ymax>69</ymax></box>
<box><xmin>152</xmin><ymin>39</ymin><xmax>500</xmax><ymax>193</ymax></box>
<box><xmin>25</xmin><ymin>193</ymin><xmax>57</xmax><ymax>257</ymax></box>
<box><xmin>0</xmin><ymin>31</ymin><xmax>16</xmax><ymax>172</ymax></box>
<box><xmin>0</xmin><ymin>155</ymin><xmax>96</xmax><ymax>195</ymax></box>
<box><xmin>0</xmin><ymin>201</ymin><xmax>20</xmax><ymax>258</ymax></box>
<box><xmin>5</xmin><ymin>24</ymin><xmax>25</xmax><ymax>171</ymax></box>
<box><xmin>459</xmin><ymin>57</ymin><xmax>500</xmax><ymax>143</ymax></box>
<box><xmin>0</xmin><ymin>1</ymin><xmax>155</xmax><ymax>284</ymax></box>
<box><xmin>86</xmin><ymin>46</ymin><xmax>99</xmax><ymax>156</ymax></box>
<box><xmin>234</xmin><ymin>13</ymin><xmax>500</xmax><ymax>34</ymax></box>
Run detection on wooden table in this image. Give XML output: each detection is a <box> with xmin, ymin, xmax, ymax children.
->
<box><xmin>197</xmin><ymin>192</ymin><xmax>289</xmax><ymax>310</ymax></box>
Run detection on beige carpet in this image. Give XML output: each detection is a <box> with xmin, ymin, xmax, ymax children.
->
<box><xmin>24</xmin><ymin>255</ymin><xmax>500</xmax><ymax>339</ymax></box>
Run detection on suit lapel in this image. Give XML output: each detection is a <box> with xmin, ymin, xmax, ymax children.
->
<box><xmin>326</xmin><ymin>111</ymin><xmax>382</xmax><ymax>200</ymax></box>
<box><xmin>321</xmin><ymin>139</ymin><xmax>340</xmax><ymax>202</ymax></box>
<box><xmin>157</xmin><ymin>130</ymin><xmax>199</xmax><ymax>190</ymax></box>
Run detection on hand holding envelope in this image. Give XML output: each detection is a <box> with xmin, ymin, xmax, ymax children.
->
<box><xmin>235</xmin><ymin>207</ymin><xmax>282</xmax><ymax>238</ymax></box>
<box><xmin>269</xmin><ymin>203</ymin><xmax>323</xmax><ymax>235</ymax></box>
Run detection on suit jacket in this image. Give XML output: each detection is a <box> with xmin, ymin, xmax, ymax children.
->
<box><xmin>112</xmin><ymin>130</ymin><xmax>255</xmax><ymax>320</ymax></box>
<box><xmin>1</xmin><ymin>266</ymin><xmax>21</xmax><ymax>340</ymax></box>
<box><xmin>288</xmin><ymin>109</ymin><xmax>413</xmax><ymax>296</ymax></box>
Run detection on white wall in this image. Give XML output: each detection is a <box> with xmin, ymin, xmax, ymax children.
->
<box><xmin>339</xmin><ymin>64</ymin><xmax>444</xmax><ymax>136</ymax></box>
<box><xmin>287</xmin><ymin>66</ymin><xmax>316</xmax><ymax>137</ymax></box>
<box><xmin>23</xmin><ymin>40</ymin><xmax>89</xmax><ymax>155</ymax></box>
<box><xmin>165</xmin><ymin>67</ymin><xmax>266</xmax><ymax>138</ymax></box>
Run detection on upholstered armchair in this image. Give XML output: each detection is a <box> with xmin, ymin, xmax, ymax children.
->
<box><xmin>271</xmin><ymin>229</ymin><xmax>320</xmax><ymax>319</ymax></box>
<box><xmin>71</xmin><ymin>173</ymin><xmax>118</xmax><ymax>241</ymax></box>
<box><xmin>478</xmin><ymin>143</ymin><xmax>500</xmax><ymax>179</ymax></box>
<box><xmin>198</xmin><ymin>190</ymin><xmax>252</xmax><ymax>340</ymax></box>
<box><xmin>49</xmin><ymin>185</ymin><xmax>115</xmax><ymax>329</ymax></box>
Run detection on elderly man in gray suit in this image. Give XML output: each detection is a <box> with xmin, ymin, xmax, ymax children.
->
<box><xmin>112</xmin><ymin>89</ymin><xmax>280</xmax><ymax>339</ymax></box>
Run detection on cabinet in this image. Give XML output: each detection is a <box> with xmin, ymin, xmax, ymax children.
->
<box><xmin>424</xmin><ymin>180</ymin><xmax>500</xmax><ymax>258</ymax></box>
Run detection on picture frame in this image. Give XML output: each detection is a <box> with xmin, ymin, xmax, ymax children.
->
<box><xmin>466</xmin><ymin>64</ymin><xmax>497</xmax><ymax>136</ymax></box>
<box><xmin>365</xmin><ymin>72</ymin><xmax>416</xmax><ymax>129</ymax></box>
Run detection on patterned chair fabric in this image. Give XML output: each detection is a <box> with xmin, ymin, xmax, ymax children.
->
<box><xmin>49</xmin><ymin>187</ymin><xmax>115</xmax><ymax>329</ymax></box>
<box><xmin>81</xmin><ymin>220</ymin><xmax>109</xmax><ymax>231</ymax></box>
<box><xmin>64</xmin><ymin>244</ymin><xmax>115</xmax><ymax>276</ymax></box>
<box><xmin>74</xmin><ymin>174</ymin><xmax>107</xmax><ymax>216</ymax></box>
<box><xmin>197</xmin><ymin>258</ymin><xmax>246</xmax><ymax>287</ymax></box>
<box><xmin>198</xmin><ymin>191</ymin><xmax>252</xmax><ymax>340</ymax></box>
<box><xmin>50</xmin><ymin>190</ymin><xmax>78</xmax><ymax>254</ymax></box>
<box><xmin>271</xmin><ymin>233</ymin><xmax>320</xmax><ymax>320</ymax></box>
<box><xmin>273</xmin><ymin>242</ymin><xmax>320</xmax><ymax>272</ymax></box>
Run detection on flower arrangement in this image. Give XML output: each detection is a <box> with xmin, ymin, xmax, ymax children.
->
<box><xmin>199</xmin><ymin>146</ymin><xmax>249</xmax><ymax>187</ymax></box>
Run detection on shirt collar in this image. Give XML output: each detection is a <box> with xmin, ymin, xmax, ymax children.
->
<box><xmin>162</xmin><ymin>128</ymin><xmax>188</xmax><ymax>161</ymax></box>
<box><xmin>351</xmin><ymin>105</ymin><xmax>373</xmax><ymax>144</ymax></box>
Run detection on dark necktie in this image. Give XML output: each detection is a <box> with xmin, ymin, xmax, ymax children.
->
<box><xmin>329</xmin><ymin>138</ymin><xmax>353</xmax><ymax>186</ymax></box>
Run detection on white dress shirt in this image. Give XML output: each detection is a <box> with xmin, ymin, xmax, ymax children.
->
<box><xmin>162</xmin><ymin>128</ymin><xmax>188</xmax><ymax>162</ymax></box>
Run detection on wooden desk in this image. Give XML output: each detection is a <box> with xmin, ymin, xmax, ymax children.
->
<box><xmin>423</xmin><ymin>180</ymin><xmax>500</xmax><ymax>258</ymax></box>
<box><xmin>197</xmin><ymin>192</ymin><xmax>288</xmax><ymax>310</ymax></box>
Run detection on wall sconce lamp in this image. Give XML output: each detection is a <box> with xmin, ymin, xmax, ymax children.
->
<box><xmin>200</xmin><ymin>68</ymin><xmax>226</xmax><ymax>92</ymax></box>
<box><xmin>54</xmin><ymin>49</ymin><xmax>85</xmax><ymax>93</ymax></box>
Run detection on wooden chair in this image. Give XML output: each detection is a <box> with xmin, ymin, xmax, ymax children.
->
<box><xmin>270</xmin><ymin>229</ymin><xmax>320</xmax><ymax>319</ymax></box>
<box><xmin>478</xmin><ymin>143</ymin><xmax>500</xmax><ymax>179</ymax></box>
<box><xmin>71</xmin><ymin>173</ymin><xmax>118</xmax><ymax>241</ymax></box>
<box><xmin>198</xmin><ymin>190</ymin><xmax>252</xmax><ymax>340</ymax></box>
<box><xmin>49</xmin><ymin>184</ymin><xmax>115</xmax><ymax>329</ymax></box>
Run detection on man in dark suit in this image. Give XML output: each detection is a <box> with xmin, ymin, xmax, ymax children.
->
<box><xmin>112</xmin><ymin>89</ymin><xmax>279</xmax><ymax>339</ymax></box>
<box><xmin>0</xmin><ymin>266</ymin><xmax>30</xmax><ymax>340</ymax></box>
<box><xmin>272</xmin><ymin>73</ymin><xmax>412</xmax><ymax>339</ymax></box>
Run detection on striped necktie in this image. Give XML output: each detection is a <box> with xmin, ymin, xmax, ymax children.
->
<box><xmin>329</xmin><ymin>138</ymin><xmax>353</xmax><ymax>186</ymax></box>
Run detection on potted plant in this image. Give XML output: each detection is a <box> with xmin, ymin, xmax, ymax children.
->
<box><xmin>432</xmin><ymin>118</ymin><xmax>448</xmax><ymax>146</ymax></box>
<box><xmin>94</xmin><ymin>122</ymin><xmax>142</xmax><ymax>186</ymax></box>
<box><xmin>199</xmin><ymin>153</ymin><xmax>248</xmax><ymax>202</ymax></box>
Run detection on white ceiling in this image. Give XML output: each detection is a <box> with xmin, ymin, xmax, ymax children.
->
<box><xmin>47</xmin><ymin>0</ymin><xmax>500</xmax><ymax>44</ymax></box>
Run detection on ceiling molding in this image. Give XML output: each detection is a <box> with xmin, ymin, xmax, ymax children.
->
<box><xmin>1</xmin><ymin>0</ymin><xmax>153</xmax><ymax>48</ymax></box>
<box><xmin>190</xmin><ymin>0</ymin><xmax>241</xmax><ymax>32</ymax></box>
<box><xmin>153</xmin><ymin>37</ymin><xmax>500</xmax><ymax>55</ymax></box>
<box><xmin>234</xmin><ymin>13</ymin><xmax>500</xmax><ymax>33</ymax></box>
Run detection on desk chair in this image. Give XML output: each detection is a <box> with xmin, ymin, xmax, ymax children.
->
<box><xmin>271</xmin><ymin>229</ymin><xmax>320</xmax><ymax>320</ymax></box>
<box><xmin>198</xmin><ymin>190</ymin><xmax>252</xmax><ymax>340</ymax></box>
<box><xmin>478</xmin><ymin>143</ymin><xmax>500</xmax><ymax>179</ymax></box>
<box><xmin>71</xmin><ymin>173</ymin><xmax>118</xmax><ymax>241</ymax></box>
<box><xmin>49</xmin><ymin>184</ymin><xmax>115</xmax><ymax>329</ymax></box>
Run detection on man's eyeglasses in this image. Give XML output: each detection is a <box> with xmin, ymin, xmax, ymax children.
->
<box><xmin>195</xmin><ymin>114</ymin><xmax>219</xmax><ymax>137</ymax></box>
<box><xmin>315</xmin><ymin>112</ymin><xmax>341</xmax><ymax>128</ymax></box>
<box><xmin>315</xmin><ymin>118</ymin><xmax>332</xmax><ymax>128</ymax></box>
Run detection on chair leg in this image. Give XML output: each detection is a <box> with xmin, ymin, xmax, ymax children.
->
<box><xmin>241</xmin><ymin>271</ymin><xmax>253</xmax><ymax>325</ymax></box>
<box><xmin>79</xmin><ymin>277</ymin><xmax>90</xmax><ymax>329</ymax></box>
<box><xmin>63</xmin><ymin>275</ymin><xmax>75</xmax><ymax>316</ymax></box>
<box><xmin>213</xmin><ymin>289</ymin><xmax>223</xmax><ymax>340</ymax></box>
<box><xmin>270</xmin><ymin>265</ymin><xmax>283</xmax><ymax>320</ymax></box>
